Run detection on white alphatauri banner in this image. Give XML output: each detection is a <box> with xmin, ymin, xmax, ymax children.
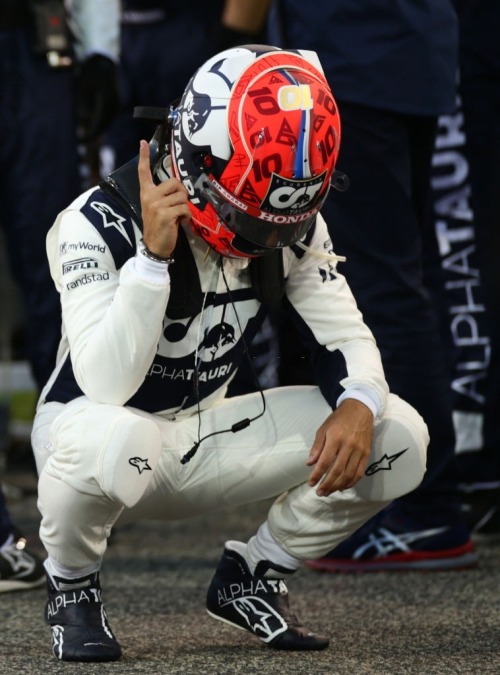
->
<box><xmin>431</xmin><ymin>102</ymin><xmax>491</xmax><ymax>458</ymax></box>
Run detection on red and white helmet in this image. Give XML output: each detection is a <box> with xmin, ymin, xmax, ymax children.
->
<box><xmin>170</xmin><ymin>45</ymin><xmax>341</xmax><ymax>258</ymax></box>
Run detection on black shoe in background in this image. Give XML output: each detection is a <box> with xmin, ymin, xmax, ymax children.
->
<box><xmin>0</xmin><ymin>532</ymin><xmax>45</xmax><ymax>592</ymax></box>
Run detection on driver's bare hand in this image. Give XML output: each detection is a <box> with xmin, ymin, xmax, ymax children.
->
<box><xmin>138</xmin><ymin>140</ymin><xmax>191</xmax><ymax>258</ymax></box>
<box><xmin>307</xmin><ymin>399</ymin><xmax>374</xmax><ymax>496</ymax></box>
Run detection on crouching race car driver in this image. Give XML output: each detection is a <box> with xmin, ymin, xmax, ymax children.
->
<box><xmin>32</xmin><ymin>44</ymin><xmax>428</xmax><ymax>661</ymax></box>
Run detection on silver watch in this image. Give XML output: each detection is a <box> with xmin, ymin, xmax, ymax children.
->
<box><xmin>138</xmin><ymin>238</ymin><xmax>175</xmax><ymax>265</ymax></box>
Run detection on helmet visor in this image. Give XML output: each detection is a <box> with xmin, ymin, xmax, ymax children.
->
<box><xmin>194</xmin><ymin>173</ymin><xmax>327</xmax><ymax>250</ymax></box>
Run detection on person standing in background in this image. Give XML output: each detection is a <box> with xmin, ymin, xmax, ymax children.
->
<box><xmin>0</xmin><ymin>0</ymin><xmax>120</xmax><ymax>590</ymax></box>
<box><xmin>265</xmin><ymin>0</ymin><xmax>478</xmax><ymax>571</ymax></box>
<box><xmin>0</xmin><ymin>0</ymin><xmax>120</xmax><ymax>392</ymax></box>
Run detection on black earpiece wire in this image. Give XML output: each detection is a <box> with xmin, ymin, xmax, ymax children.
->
<box><xmin>180</xmin><ymin>258</ymin><xmax>267</xmax><ymax>464</ymax></box>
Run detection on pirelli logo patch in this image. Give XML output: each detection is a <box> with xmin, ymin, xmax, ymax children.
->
<box><xmin>62</xmin><ymin>257</ymin><xmax>99</xmax><ymax>275</ymax></box>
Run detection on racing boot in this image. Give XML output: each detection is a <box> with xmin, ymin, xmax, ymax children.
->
<box><xmin>45</xmin><ymin>569</ymin><xmax>121</xmax><ymax>662</ymax></box>
<box><xmin>206</xmin><ymin>540</ymin><xmax>329</xmax><ymax>650</ymax></box>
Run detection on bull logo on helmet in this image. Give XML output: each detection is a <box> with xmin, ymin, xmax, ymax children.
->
<box><xmin>184</xmin><ymin>89</ymin><xmax>211</xmax><ymax>137</ymax></box>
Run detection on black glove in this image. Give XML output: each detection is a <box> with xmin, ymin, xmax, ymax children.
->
<box><xmin>212</xmin><ymin>24</ymin><xmax>264</xmax><ymax>54</ymax></box>
<box><xmin>75</xmin><ymin>54</ymin><xmax>121</xmax><ymax>142</ymax></box>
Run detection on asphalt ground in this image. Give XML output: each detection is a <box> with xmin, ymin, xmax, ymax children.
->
<box><xmin>2</xmin><ymin>477</ymin><xmax>500</xmax><ymax>675</ymax></box>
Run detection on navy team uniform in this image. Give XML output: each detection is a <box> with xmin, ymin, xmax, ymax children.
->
<box><xmin>269</xmin><ymin>0</ymin><xmax>477</xmax><ymax>570</ymax></box>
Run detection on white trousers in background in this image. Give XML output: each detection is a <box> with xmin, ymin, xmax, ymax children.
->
<box><xmin>31</xmin><ymin>386</ymin><xmax>428</xmax><ymax>569</ymax></box>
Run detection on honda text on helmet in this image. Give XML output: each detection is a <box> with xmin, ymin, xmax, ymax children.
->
<box><xmin>169</xmin><ymin>45</ymin><xmax>341</xmax><ymax>258</ymax></box>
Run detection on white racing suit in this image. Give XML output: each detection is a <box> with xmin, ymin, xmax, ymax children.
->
<box><xmin>32</xmin><ymin>180</ymin><xmax>429</xmax><ymax>569</ymax></box>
